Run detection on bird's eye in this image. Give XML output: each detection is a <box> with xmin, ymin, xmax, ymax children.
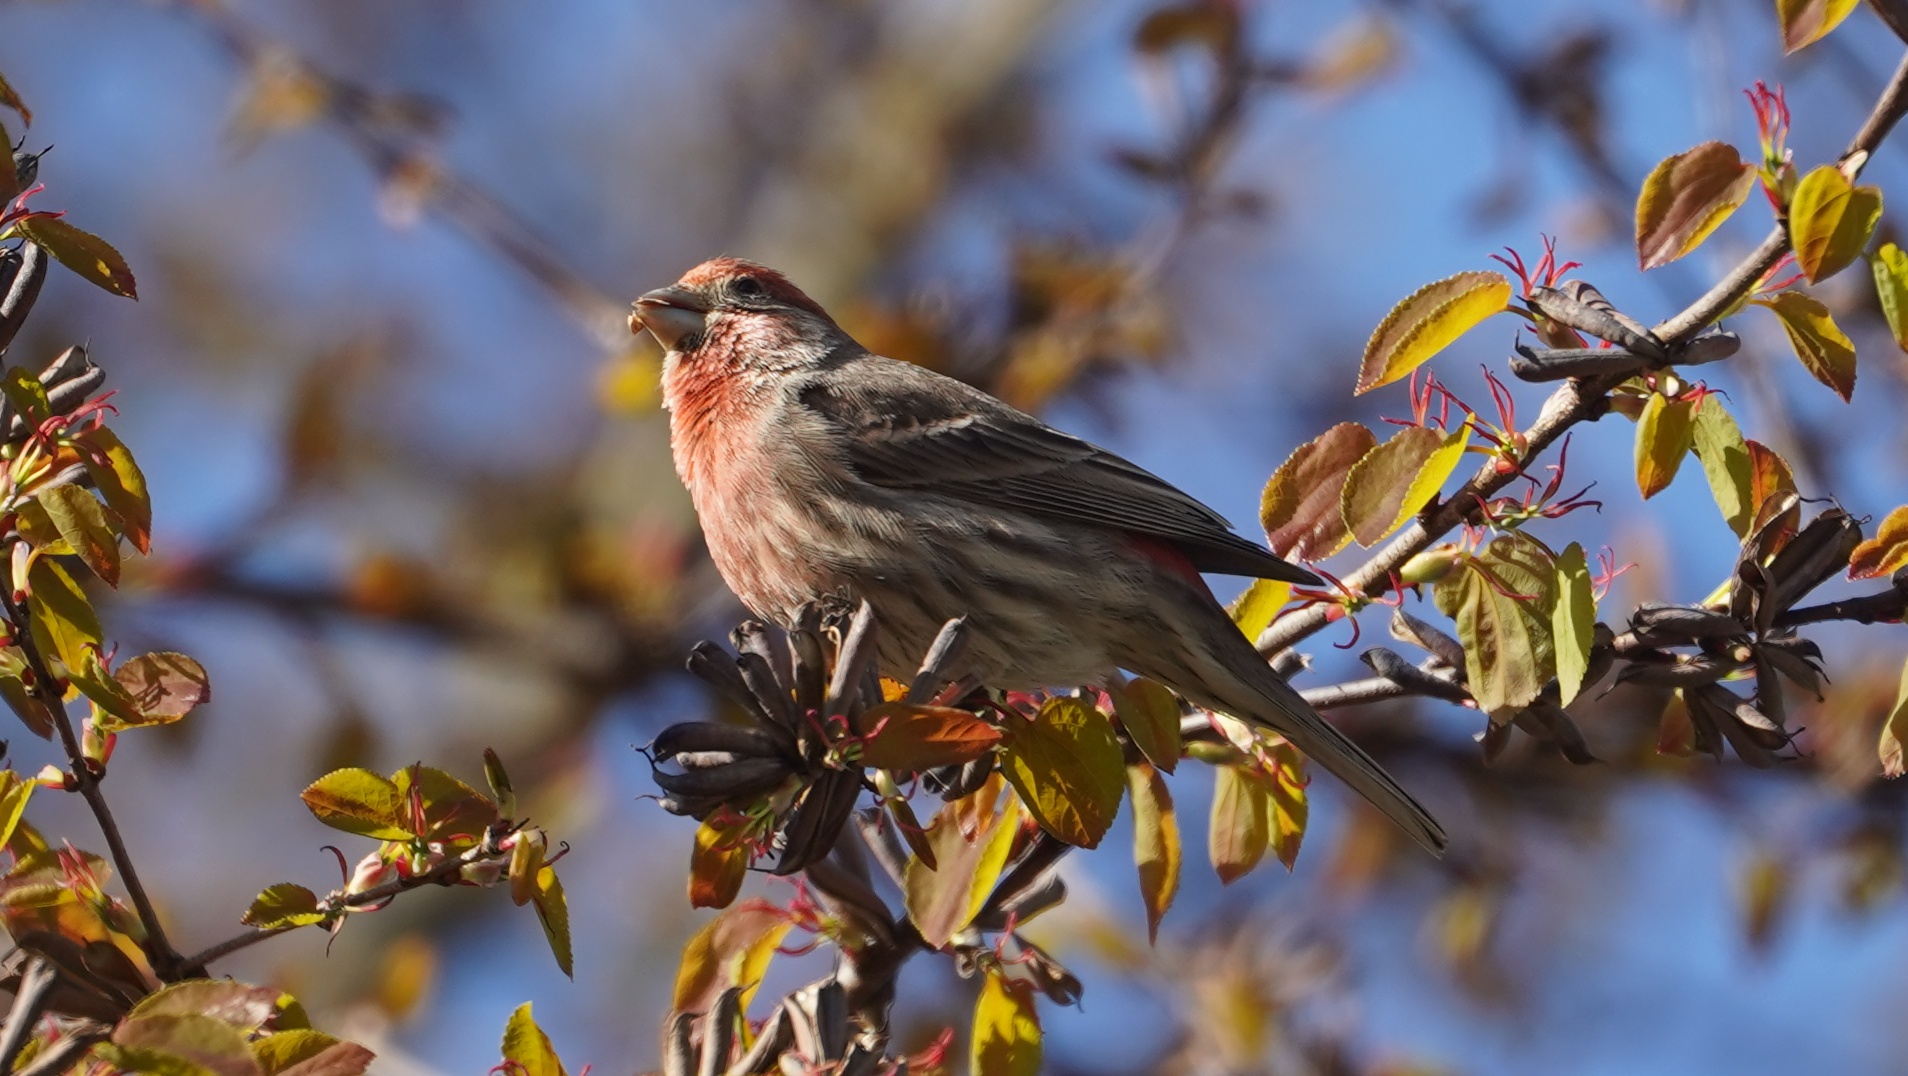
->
<box><xmin>731</xmin><ymin>276</ymin><xmax>765</xmax><ymax>298</ymax></box>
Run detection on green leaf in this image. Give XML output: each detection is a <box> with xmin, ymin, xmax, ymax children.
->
<box><xmin>1634</xmin><ymin>392</ymin><xmax>1695</xmax><ymax>499</ymax></box>
<box><xmin>1552</xmin><ymin>543</ymin><xmax>1596</xmax><ymax>707</ymax></box>
<box><xmin>132</xmin><ymin>980</ymin><xmax>280</xmax><ymax>1031</ymax></box>
<box><xmin>1849</xmin><ymin>505</ymin><xmax>1908</xmax><ymax>579</ymax></box>
<box><xmin>1436</xmin><ymin>536</ymin><xmax>1557</xmax><ymax>720</ymax></box>
<box><xmin>1753</xmin><ymin>291</ymin><xmax>1857</xmax><ymax>401</ymax></box>
<box><xmin>71</xmin><ymin>647</ymin><xmax>145</xmax><ymax>729</ymax></box>
<box><xmin>76</xmin><ymin>425</ymin><xmax>151</xmax><ymax>554</ymax></box>
<box><xmin>904</xmin><ymin>776</ymin><xmax>1022</xmax><ymax>948</ymax></box>
<box><xmin>500</xmin><ymin>1003</ymin><xmax>567</xmax><ymax>1076</ymax></box>
<box><xmin>1788</xmin><ymin>164</ymin><xmax>1882</xmax><ymax>282</ymax></box>
<box><xmin>857</xmin><ymin>702</ymin><xmax>1002</xmax><ymax>772</ymax></box>
<box><xmin>106</xmin><ymin>1013</ymin><xmax>260</xmax><ymax>1076</ymax></box>
<box><xmin>112</xmin><ymin>652</ymin><xmax>212</xmax><ymax>726</ymax></box>
<box><xmin>0</xmin><ymin>366</ymin><xmax>48</xmax><ymax>428</ymax></box>
<box><xmin>1264</xmin><ymin>742</ymin><xmax>1309</xmax><ymax>870</ymax></box>
<box><xmin>971</xmin><ymin>973</ymin><xmax>1042</xmax><ymax>1076</ymax></box>
<box><xmin>11</xmin><ymin>216</ymin><xmax>138</xmax><ymax>298</ymax></box>
<box><xmin>1880</xmin><ymin>657</ymin><xmax>1908</xmax><ymax>778</ymax></box>
<box><xmin>1634</xmin><ymin>142</ymin><xmax>1757</xmax><ymax>270</ymax></box>
<box><xmin>251</xmin><ymin>1031</ymin><xmax>374</xmax><ymax>1076</ymax></box>
<box><xmin>1356</xmin><ymin>271</ymin><xmax>1510</xmax><ymax>395</ymax></box>
<box><xmin>482</xmin><ymin>747</ymin><xmax>516</xmax><ymax>819</ymax></box>
<box><xmin>14</xmin><ymin>501</ymin><xmax>71</xmax><ymax>556</ymax></box>
<box><xmin>999</xmin><ymin>696</ymin><xmax>1126</xmax><ymax>848</ymax></box>
<box><xmin>1340</xmin><ymin>425</ymin><xmax>1442</xmax><ymax>547</ymax></box>
<box><xmin>1260</xmin><ymin>421</ymin><xmax>1377</xmax><ymax>561</ymax></box>
<box><xmin>1777</xmin><ymin>0</ymin><xmax>1860</xmax><ymax>52</ymax></box>
<box><xmin>300</xmin><ymin>769</ymin><xmax>411</xmax><ymax>841</ymax></box>
<box><xmin>1690</xmin><ymin>398</ymin><xmax>1755</xmax><ymax>536</ymax></box>
<box><xmin>1873</xmin><ymin>243</ymin><xmax>1908</xmax><ymax>353</ymax></box>
<box><xmin>531</xmin><ymin>864</ymin><xmax>573</xmax><ymax>978</ymax></box>
<box><xmin>389</xmin><ymin>764</ymin><xmax>498</xmax><ymax>844</ymax></box>
<box><xmin>26</xmin><ymin>555</ymin><xmax>101</xmax><ymax>673</ymax></box>
<box><xmin>1127</xmin><ymin>763</ymin><xmax>1179</xmax><ymax>944</ymax></box>
<box><xmin>670</xmin><ymin>898</ymin><xmax>791</xmax><ymax>1014</ymax></box>
<box><xmin>35</xmin><ymin>485</ymin><xmax>119</xmax><ymax>586</ymax></box>
<box><xmin>1110</xmin><ymin>677</ymin><xmax>1181</xmax><ymax>774</ymax></box>
<box><xmin>1226</xmin><ymin>578</ymin><xmax>1290</xmax><ymax>644</ymax></box>
<box><xmin>242</xmin><ymin>883</ymin><xmax>326</xmax><ymax>930</ymax></box>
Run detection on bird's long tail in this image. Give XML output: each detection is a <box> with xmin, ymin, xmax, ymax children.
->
<box><xmin>1152</xmin><ymin>626</ymin><xmax>1449</xmax><ymax>857</ymax></box>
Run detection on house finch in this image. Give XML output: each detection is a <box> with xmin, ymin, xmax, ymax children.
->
<box><xmin>632</xmin><ymin>258</ymin><xmax>1446</xmax><ymax>855</ymax></box>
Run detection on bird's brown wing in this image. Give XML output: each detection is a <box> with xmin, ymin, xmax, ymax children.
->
<box><xmin>797</xmin><ymin>355</ymin><xmax>1319</xmax><ymax>584</ymax></box>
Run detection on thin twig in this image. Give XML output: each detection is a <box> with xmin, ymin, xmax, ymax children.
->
<box><xmin>181</xmin><ymin>822</ymin><xmax>519</xmax><ymax>972</ymax></box>
<box><xmin>1775</xmin><ymin>588</ymin><xmax>1908</xmax><ymax>628</ymax></box>
<box><xmin>0</xmin><ymin>590</ymin><xmax>181</xmax><ymax>980</ymax></box>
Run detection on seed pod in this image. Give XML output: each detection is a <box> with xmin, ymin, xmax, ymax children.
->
<box><xmin>1629</xmin><ymin>602</ymin><xmax>1745</xmax><ymax>641</ymax></box>
<box><xmin>1361</xmin><ymin>647</ymin><xmax>1472</xmax><ymax>703</ymax></box>
<box><xmin>773</xmin><ymin>767</ymin><xmax>862</xmax><ymax>875</ymax></box>
<box><xmin>1515</xmin><ymin>700</ymin><xmax>1597</xmax><ymax>764</ymax></box>
<box><xmin>1616</xmin><ymin>654</ymin><xmax>1739</xmax><ymax>687</ymax></box>
<box><xmin>650</xmin><ymin>756</ymin><xmax>793</xmax><ymax>800</ymax></box>
<box><xmin>1529</xmin><ymin>280</ymin><xmax>1667</xmax><ymax>359</ymax></box>
<box><xmin>1509</xmin><ymin>343</ymin><xmax>1650</xmax><ymax>383</ymax></box>
<box><xmin>1763</xmin><ymin>509</ymin><xmax>1861</xmax><ymax>618</ymax></box>
<box><xmin>1674</xmin><ymin>330</ymin><xmax>1740</xmax><ymax>366</ymax></box>
<box><xmin>651</xmin><ymin>721</ymin><xmax>788</xmax><ymax>764</ymax></box>
<box><xmin>686</xmin><ymin>642</ymin><xmax>780</xmax><ymax>730</ymax></box>
<box><xmin>1390</xmin><ymin>608</ymin><xmax>1468</xmax><ymax>671</ymax></box>
<box><xmin>907</xmin><ymin>617</ymin><xmax>970</xmax><ymax>703</ymax></box>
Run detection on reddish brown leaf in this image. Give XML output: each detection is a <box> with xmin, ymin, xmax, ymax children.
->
<box><xmin>857</xmin><ymin>702</ymin><xmax>1002</xmax><ymax>772</ymax></box>
<box><xmin>1260</xmin><ymin>422</ymin><xmax>1377</xmax><ymax>561</ymax></box>
<box><xmin>670</xmin><ymin>898</ymin><xmax>790</xmax><ymax>1013</ymax></box>
<box><xmin>1635</xmin><ymin>142</ymin><xmax>1756</xmax><ymax>270</ymax></box>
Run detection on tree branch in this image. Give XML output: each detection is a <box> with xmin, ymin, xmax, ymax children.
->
<box><xmin>0</xmin><ymin>591</ymin><xmax>181</xmax><ymax>981</ymax></box>
<box><xmin>1260</xmin><ymin>46</ymin><xmax>1908</xmax><ymax>659</ymax></box>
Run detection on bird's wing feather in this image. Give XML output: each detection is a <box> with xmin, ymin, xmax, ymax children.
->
<box><xmin>797</xmin><ymin>355</ymin><xmax>1318</xmax><ymax>584</ymax></box>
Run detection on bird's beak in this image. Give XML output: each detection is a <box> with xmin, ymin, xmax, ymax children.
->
<box><xmin>630</xmin><ymin>286</ymin><xmax>711</xmax><ymax>351</ymax></box>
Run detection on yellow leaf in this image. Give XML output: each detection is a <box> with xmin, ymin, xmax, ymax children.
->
<box><xmin>1753</xmin><ymin>291</ymin><xmax>1857</xmax><ymax>401</ymax></box>
<box><xmin>670</xmin><ymin>900</ymin><xmax>791</xmax><ymax>1014</ymax></box>
<box><xmin>1788</xmin><ymin>164</ymin><xmax>1882</xmax><ymax>282</ymax></box>
<box><xmin>1356</xmin><ymin>271</ymin><xmax>1511</xmax><ymax>394</ymax></box>
<box><xmin>999</xmin><ymin>697</ymin><xmax>1126</xmax><ymax>848</ymax></box>
<box><xmin>1226</xmin><ymin>578</ymin><xmax>1290</xmax><ymax>644</ymax></box>
<box><xmin>904</xmin><ymin>776</ymin><xmax>1022</xmax><ymax>948</ymax></box>
<box><xmin>1634</xmin><ymin>142</ymin><xmax>1757</xmax><ymax>270</ymax></box>
<box><xmin>1208</xmin><ymin>763</ymin><xmax>1269</xmax><ymax>884</ymax></box>
<box><xmin>500</xmin><ymin>1002</ymin><xmax>567</xmax><ymax>1076</ymax></box>
<box><xmin>1127</xmin><ymin>764</ymin><xmax>1180</xmax><ymax>943</ymax></box>
<box><xmin>1634</xmin><ymin>392</ymin><xmax>1695</xmax><ymax>499</ymax></box>
<box><xmin>1435</xmin><ymin>537</ymin><xmax>1557</xmax><ymax>720</ymax></box>
<box><xmin>687</xmin><ymin>815</ymin><xmax>749</xmax><ymax>910</ymax></box>
<box><xmin>9</xmin><ymin>216</ymin><xmax>137</xmax><ymax>298</ymax></box>
<box><xmin>1777</xmin><ymin>0</ymin><xmax>1860</xmax><ymax>52</ymax></box>
<box><xmin>1264</xmin><ymin>742</ymin><xmax>1309</xmax><ymax>871</ymax></box>
<box><xmin>1849</xmin><ymin>505</ymin><xmax>1908</xmax><ymax>579</ymax></box>
<box><xmin>1879</xmin><ymin>657</ymin><xmax>1908</xmax><ymax>778</ymax></box>
<box><xmin>971</xmin><ymin>973</ymin><xmax>1042</xmax><ymax>1076</ymax></box>
<box><xmin>1872</xmin><ymin>243</ymin><xmax>1908</xmax><ymax>352</ymax></box>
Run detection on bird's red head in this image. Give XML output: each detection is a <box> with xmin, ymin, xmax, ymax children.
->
<box><xmin>631</xmin><ymin>258</ymin><xmax>840</xmax><ymax>361</ymax></box>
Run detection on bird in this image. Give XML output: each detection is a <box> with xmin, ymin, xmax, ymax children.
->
<box><xmin>631</xmin><ymin>257</ymin><xmax>1446</xmax><ymax>856</ymax></box>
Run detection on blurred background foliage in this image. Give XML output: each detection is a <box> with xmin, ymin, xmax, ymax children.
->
<box><xmin>6</xmin><ymin>0</ymin><xmax>1908</xmax><ymax>1072</ymax></box>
